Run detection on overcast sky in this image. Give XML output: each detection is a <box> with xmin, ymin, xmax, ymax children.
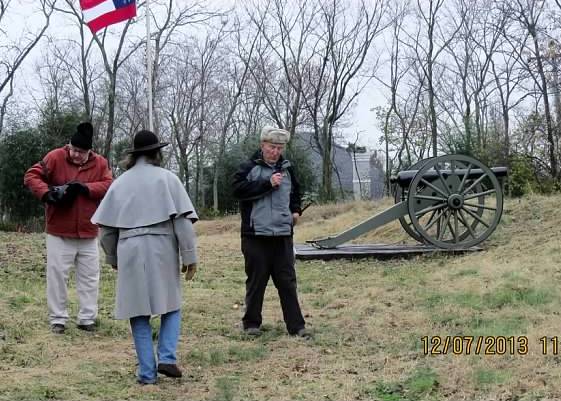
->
<box><xmin>7</xmin><ymin>0</ymin><xmax>386</xmax><ymax>151</ymax></box>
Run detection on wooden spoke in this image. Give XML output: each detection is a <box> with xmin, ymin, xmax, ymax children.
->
<box><xmin>463</xmin><ymin>189</ymin><xmax>496</xmax><ymax>200</ymax></box>
<box><xmin>457</xmin><ymin>163</ymin><xmax>472</xmax><ymax>193</ymax></box>
<box><xmin>462</xmin><ymin>172</ymin><xmax>488</xmax><ymax>196</ymax></box>
<box><xmin>462</xmin><ymin>206</ymin><xmax>490</xmax><ymax>228</ymax></box>
<box><xmin>463</xmin><ymin>202</ymin><xmax>497</xmax><ymax>211</ymax></box>
<box><xmin>457</xmin><ymin>209</ymin><xmax>476</xmax><ymax>239</ymax></box>
<box><xmin>414</xmin><ymin>194</ymin><xmax>447</xmax><ymax>202</ymax></box>
<box><xmin>415</xmin><ymin>202</ymin><xmax>447</xmax><ymax>217</ymax></box>
<box><xmin>420</xmin><ymin>178</ymin><xmax>449</xmax><ymax>198</ymax></box>
<box><xmin>453</xmin><ymin>210</ymin><xmax>459</xmax><ymax>243</ymax></box>
<box><xmin>434</xmin><ymin>165</ymin><xmax>451</xmax><ymax>195</ymax></box>
<box><xmin>438</xmin><ymin>210</ymin><xmax>452</xmax><ymax>241</ymax></box>
<box><xmin>424</xmin><ymin>209</ymin><xmax>445</xmax><ymax>231</ymax></box>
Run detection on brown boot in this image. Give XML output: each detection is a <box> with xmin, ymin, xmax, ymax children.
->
<box><xmin>157</xmin><ymin>363</ymin><xmax>182</xmax><ymax>378</ymax></box>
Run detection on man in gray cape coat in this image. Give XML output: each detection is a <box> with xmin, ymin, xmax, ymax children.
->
<box><xmin>91</xmin><ymin>130</ymin><xmax>198</xmax><ymax>385</ymax></box>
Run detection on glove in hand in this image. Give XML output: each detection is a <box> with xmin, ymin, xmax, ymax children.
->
<box><xmin>42</xmin><ymin>184</ymin><xmax>70</xmax><ymax>205</ymax></box>
<box><xmin>67</xmin><ymin>180</ymin><xmax>89</xmax><ymax>196</ymax></box>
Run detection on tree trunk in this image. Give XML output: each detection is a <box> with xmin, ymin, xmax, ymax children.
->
<box><xmin>502</xmin><ymin>104</ymin><xmax>510</xmax><ymax>164</ymax></box>
<box><xmin>103</xmin><ymin>77</ymin><xmax>117</xmax><ymax>158</ymax></box>
<box><xmin>531</xmin><ymin>30</ymin><xmax>557</xmax><ymax>177</ymax></box>
<box><xmin>320</xmin><ymin>124</ymin><xmax>334</xmax><ymax>201</ymax></box>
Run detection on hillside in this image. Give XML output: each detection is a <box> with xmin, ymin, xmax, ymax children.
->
<box><xmin>0</xmin><ymin>195</ymin><xmax>560</xmax><ymax>400</ymax></box>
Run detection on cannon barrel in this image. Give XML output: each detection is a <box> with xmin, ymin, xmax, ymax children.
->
<box><xmin>390</xmin><ymin>166</ymin><xmax>508</xmax><ymax>187</ymax></box>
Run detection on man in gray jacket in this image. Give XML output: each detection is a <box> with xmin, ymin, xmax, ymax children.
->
<box><xmin>232</xmin><ymin>126</ymin><xmax>310</xmax><ymax>339</ymax></box>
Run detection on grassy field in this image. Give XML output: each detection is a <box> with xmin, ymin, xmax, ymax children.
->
<box><xmin>1</xmin><ymin>194</ymin><xmax>561</xmax><ymax>400</ymax></box>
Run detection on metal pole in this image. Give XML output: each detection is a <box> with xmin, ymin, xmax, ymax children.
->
<box><xmin>146</xmin><ymin>0</ymin><xmax>153</xmax><ymax>131</ymax></box>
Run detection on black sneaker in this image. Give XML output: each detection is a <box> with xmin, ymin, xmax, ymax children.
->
<box><xmin>157</xmin><ymin>363</ymin><xmax>183</xmax><ymax>378</ymax></box>
<box><xmin>294</xmin><ymin>328</ymin><xmax>312</xmax><ymax>340</ymax></box>
<box><xmin>243</xmin><ymin>327</ymin><xmax>262</xmax><ymax>336</ymax></box>
<box><xmin>51</xmin><ymin>324</ymin><xmax>65</xmax><ymax>334</ymax></box>
<box><xmin>77</xmin><ymin>323</ymin><xmax>96</xmax><ymax>332</ymax></box>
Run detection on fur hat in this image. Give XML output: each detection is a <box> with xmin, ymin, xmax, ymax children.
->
<box><xmin>71</xmin><ymin>122</ymin><xmax>93</xmax><ymax>150</ymax></box>
<box><xmin>260</xmin><ymin>126</ymin><xmax>290</xmax><ymax>144</ymax></box>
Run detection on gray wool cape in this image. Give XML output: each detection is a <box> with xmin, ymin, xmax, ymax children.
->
<box><xmin>91</xmin><ymin>157</ymin><xmax>198</xmax><ymax>320</ymax></box>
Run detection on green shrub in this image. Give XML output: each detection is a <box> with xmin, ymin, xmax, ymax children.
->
<box><xmin>508</xmin><ymin>155</ymin><xmax>538</xmax><ymax>197</ymax></box>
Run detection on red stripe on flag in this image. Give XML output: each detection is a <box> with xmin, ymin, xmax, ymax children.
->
<box><xmin>80</xmin><ymin>0</ymin><xmax>106</xmax><ymax>10</ymax></box>
<box><xmin>87</xmin><ymin>3</ymin><xmax>136</xmax><ymax>33</ymax></box>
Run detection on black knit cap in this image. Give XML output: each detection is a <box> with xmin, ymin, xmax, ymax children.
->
<box><xmin>127</xmin><ymin>130</ymin><xmax>169</xmax><ymax>154</ymax></box>
<box><xmin>71</xmin><ymin>122</ymin><xmax>94</xmax><ymax>150</ymax></box>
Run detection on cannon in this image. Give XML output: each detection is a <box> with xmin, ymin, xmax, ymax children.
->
<box><xmin>305</xmin><ymin>154</ymin><xmax>507</xmax><ymax>253</ymax></box>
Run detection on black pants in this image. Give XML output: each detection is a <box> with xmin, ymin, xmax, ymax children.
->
<box><xmin>241</xmin><ymin>236</ymin><xmax>305</xmax><ymax>334</ymax></box>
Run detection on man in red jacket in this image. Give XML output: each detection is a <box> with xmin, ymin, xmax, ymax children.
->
<box><xmin>24</xmin><ymin>122</ymin><xmax>113</xmax><ymax>334</ymax></box>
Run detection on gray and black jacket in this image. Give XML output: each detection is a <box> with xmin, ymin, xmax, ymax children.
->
<box><xmin>232</xmin><ymin>151</ymin><xmax>302</xmax><ymax>237</ymax></box>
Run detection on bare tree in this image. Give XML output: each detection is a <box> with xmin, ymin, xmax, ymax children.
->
<box><xmin>304</xmin><ymin>0</ymin><xmax>387</xmax><ymax>200</ymax></box>
<box><xmin>376</xmin><ymin>0</ymin><xmax>423</xmax><ymax>193</ymax></box>
<box><xmin>506</xmin><ymin>0</ymin><xmax>557</xmax><ymax>177</ymax></box>
<box><xmin>57</xmin><ymin>0</ymin><xmax>142</xmax><ymax>157</ymax></box>
<box><xmin>490</xmin><ymin>27</ymin><xmax>531</xmax><ymax>164</ymax></box>
<box><xmin>231</xmin><ymin>77</ymin><xmax>263</xmax><ymax>142</ymax></box>
<box><xmin>162</xmin><ymin>30</ymin><xmax>223</xmax><ymax>207</ymax></box>
<box><xmin>404</xmin><ymin>0</ymin><xmax>463</xmax><ymax>157</ymax></box>
<box><xmin>0</xmin><ymin>0</ymin><xmax>56</xmax><ymax>134</ymax></box>
<box><xmin>246</xmin><ymin>0</ymin><xmax>319</xmax><ymax>137</ymax></box>
<box><xmin>148</xmin><ymin>0</ymin><xmax>220</xmax><ymax>132</ymax></box>
<box><xmin>45</xmin><ymin>35</ymin><xmax>102</xmax><ymax>120</ymax></box>
<box><xmin>51</xmin><ymin>1</ymin><xmax>103</xmax><ymax>120</ymax></box>
<box><xmin>193</xmin><ymin>33</ymin><xmax>221</xmax><ymax>207</ymax></box>
<box><xmin>91</xmin><ymin>24</ymin><xmax>141</xmax><ymax>157</ymax></box>
<box><xmin>210</xmin><ymin>16</ymin><xmax>260</xmax><ymax>211</ymax></box>
<box><xmin>34</xmin><ymin>45</ymin><xmax>74</xmax><ymax>114</ymax></box>
<box><xmin>115</xmin><ymin>56</ymin><xmax>146</xmax><ymax>144</ymax></box>
<box><xmin>442</xmin><ymin>0</ymin><xmax>506</xmax><ymax>154</ymax></box>
<box><xmin>163</xmin><ymin>42</ymin><xmax>203</xmax><ymax>195</ymax></box>
<box><xmin>544</xmin><ymin>40</ymin><xmax>561</xmax><ymax>144</ymax></box>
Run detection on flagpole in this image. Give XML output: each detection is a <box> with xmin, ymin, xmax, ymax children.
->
<box><xmin>146</xmin><ymin>0</ymin><xmax>154</xmax><ymax>131</ymax></box>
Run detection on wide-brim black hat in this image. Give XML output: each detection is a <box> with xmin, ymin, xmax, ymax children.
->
<box><xmin>127</xmin><ymin>130</ymin><xmax>169</xmax><ymax>154</ymax></box>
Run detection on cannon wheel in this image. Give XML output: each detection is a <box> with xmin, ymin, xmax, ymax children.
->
<box><xmin>407</xmin><ymin>154</ymin><xmax>504</xmax><ymax>249</ymax></box>
<box><xmin>395</xmin><ymin>157</ymin><xmax>486</xmax><ymax>244</ymax></box>
<box><xmin>394</xmin><ymin>157</ymin><xmax>434</xmax><ymax>243</ymax></box>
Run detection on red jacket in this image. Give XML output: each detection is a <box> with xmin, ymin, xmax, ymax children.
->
<box><xmin>24</xmin><ymin>145</ymin><xmax>113</xmax><ymax>238</ymax></box>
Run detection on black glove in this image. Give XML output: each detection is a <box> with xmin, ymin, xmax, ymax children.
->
<box><xmin>42</xmin><ymin>189</ymin><xmax>59</xmax><ymax>205</ymax></box>
<box><xmin>67</xmin><ymin>180</ymin><xmax>89</xmax><ymax>196</ymax></box>
<box><xmin>42</xmin><ymin>184</ymin><xmax>70</xmax><ymax>205</ymax></box>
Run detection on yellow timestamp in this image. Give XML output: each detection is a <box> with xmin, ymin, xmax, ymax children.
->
<box><xmin>421</xmin><ymin>335</ymin><xmax>529</xmax><ymax>355</ymax></box>
<box><xmin>540</xmin><ymin>337</ymin><xmax>561</xmax><ymax>355</ymax></box>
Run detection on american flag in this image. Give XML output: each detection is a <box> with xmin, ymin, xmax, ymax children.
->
<box><xmin>80</xmin><ymin>0</ymin><xmax>137</xmax><ymax>33</ymax></box>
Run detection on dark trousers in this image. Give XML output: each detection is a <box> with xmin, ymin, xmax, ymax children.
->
<box><xmin>241</xmin><ymin>236</ymin><xmax>305</xmax><ymax>334</ymax></box>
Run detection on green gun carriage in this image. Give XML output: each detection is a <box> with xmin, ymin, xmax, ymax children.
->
<box><xmin>296</xmin><ymin>154</ymin><xmax>507</xmax><ymax>260</ymax></box>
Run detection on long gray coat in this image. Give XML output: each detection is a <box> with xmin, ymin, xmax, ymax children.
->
<box><xmin>91</xmin><ymin>157</ymin><xmax>198</xmax><ymax>319</ymax></box>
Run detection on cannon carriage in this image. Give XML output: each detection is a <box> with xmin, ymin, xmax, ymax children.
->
<box><xmin>295</xmin><ymin>154</ymin><xmax>507</xmax><ymax>260</ymax></box>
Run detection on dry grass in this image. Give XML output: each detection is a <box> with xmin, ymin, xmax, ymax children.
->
<box><xmin>1</xmin><ymin>194</ymin><xmax>561</xmax><ymax>400</ymax></box>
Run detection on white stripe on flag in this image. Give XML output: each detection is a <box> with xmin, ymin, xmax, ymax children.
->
<box><xmin>82</xmin><ymin>0</ymin><xmax>116</xmax><ymax>23</ymax></box>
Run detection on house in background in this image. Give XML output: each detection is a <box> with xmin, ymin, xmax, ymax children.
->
<box><xmin>293</xmin><ymin>131</ymin><xmax>385</xmax><ymax>200</ymax></box>
<box><xmin>369</xmin><ymin>150</ymin><xmax>386</xmax><ymax>199</ymax></box>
